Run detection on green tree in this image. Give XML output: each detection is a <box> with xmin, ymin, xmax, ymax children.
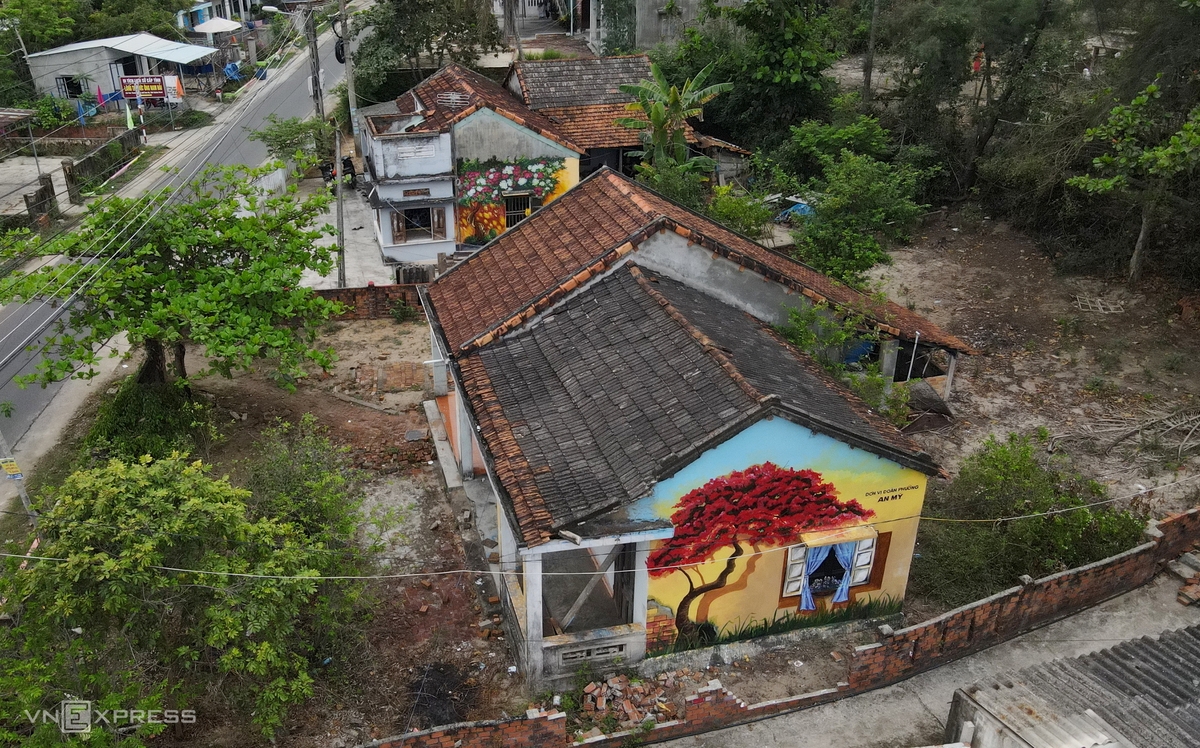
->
<box><xmin>652</xmin><ymin>0</ymin><xmax>836</xmax><ymax>147</ymax></box>
<box><xmin>617</xmin><ymin>61</ymin><xmax>732</xmax><ymax>169</ymax></box>
<box><xmin>0</xmin><ymin>163</ymin><xmax>342</xmax><ymax>388</ymax></box>
<box><xmin>0</xmin><ymin>0</ymin><xmax>80</xmax><ymax>51</ymax></box>
<box><xmin>1067</xmin><ymin>80</ymin><xmax>1200</xmax><ymax>287</ymax></box>
<box><xmin>248</xmin><ymin>114</ymin><xmax>336</xmax><ymax>162</ymax></box>
<box><xmin>352</xmin><ymin>0</ymin><xmax>502</xmax><ymax>84</ymax></box>
<box><xmin>0</xmin><ymin>453</ymin><xmax>363</xmax><ymax>742</ymax></box>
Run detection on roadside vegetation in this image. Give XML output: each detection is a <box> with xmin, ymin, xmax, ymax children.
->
<box><xmin>909</xmin><ymin>431</ymin><xmax>1148</xmax><ymax>609</ymax></box>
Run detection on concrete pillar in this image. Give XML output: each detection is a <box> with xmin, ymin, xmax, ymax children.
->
<box><xmin>430</xmin><ymin>327</ymin><xmax>448</xmax><ymax>397</ymax></box>
<box><xmin>879</xmin><ymin>338</ymin><xmax>900</xmax><ymax>392</ymax></box>
<box><xmin>632</xmin><ymin>541</ymin><xmax>650</xmax><ymax>626</ymax></box>
<box><xmin>455</xmin><ymin>389</ymin><xmax>475</xmax><ymax>477</ymax></box>
<box><xmin>498</xmin><ymin>498</ymin><xmax>519</xmax><ymax>572</ymax></box>
<box><xmin>944</xmin><ymin>351</ymin><xmax>958</xmax><ymax>400</ymax></box>
<box><xmin>524</xmin><ymin>553</ymin><xmax>544</xmax><ymax>681</ymax></box>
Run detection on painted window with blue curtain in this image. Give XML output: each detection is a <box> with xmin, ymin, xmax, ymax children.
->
<box><xmin>782</xmin><ymin>536</ymin><xmax>877</xmax><ymax>611</ymax></box>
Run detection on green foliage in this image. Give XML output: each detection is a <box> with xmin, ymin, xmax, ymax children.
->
<box><xmin>352</xmin><ymin>0</ymin><xmax>502</xmax><ymax>85</ymax></box>
<box><xmin>84</xmin><ymin>376</ymin><xmax>220</xmax><ymax>461</ymax></box>
<box><xmin>778</xmin><ymin>300</ymin><xmax>911</xmax><ymax>425</ymax></box>
<box><xmin>634</xmin><ymin>156</ymin><xmax>707</xmax><ymax>211</ymax></box>
<box><xmin>248</xmin><ymin>114</ymin><xmax>335</xmax><ymax>163</ymax></box>
<box><xmin>617</xmin><ymin>61</ymin><xmax>731</xmax><ymax>170</ymax></box>
<box><xmin>600</xmin><ymin>0</ymin><xmax>636</xmax><ymax>53</ymax></box>
<box><xmin>25</xmin><ymin>95</ymin><xmax>79</xmax><ymax>129</ymax></box>
<box><xmin>0</xmin><ymin>163</ymin><xmax>342</xmax><ymax>389</ymax></box>
<box><xmin>791</xmin><ymin>150</ymin><xmax>932</xmax><ymax>286</ymax></box>
<box><xmin>651</xmin><ymin>0</ymin><xmax>836</xmax><ymax>147</ymax></box>
<box><xmin>704</xmin><ymin>185</ymin><xmax>774</xmax><ymax>239</ymax></box>
<box><xmin>909</xmin><ymin>433</ymin><xmax>1148</xmax><ymax>608</ymax></box>
<box><xmin>390</xmin><ymin>299</ymin><xmax>420</xmax><ymax>324</ymax></box>
<box><xmin>0</xmin><ymin>451</ymin><xmax>365</xmax><ymax>741</ymax></box>
<box><xmin>647</xmin><ymin>596</ymin><xmax>902</xmax><ymax>656</ymax></box>
<box><xmin>773</xmin><ymin>105</ymin><xmax>891</xmax><ymax>180</ymax></box>
<box><xmin>522</xmin><ymin>49</ymin><xmax>573</xmax><ymax>60</ymax></box>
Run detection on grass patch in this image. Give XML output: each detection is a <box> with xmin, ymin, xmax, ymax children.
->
<box><xmin>523</xmin><ymin>49</ymin><xmax>574</xmax><ymax>60</ymax></box>
<box><xmin>647</xmin><ymin>597</ymin><xmax>902</xmax><ymax>657</ymax></box>
<box><xmin>94</xmin><ymin>145</ymin><xmax>167</xmax><ymax>194</ymax></box>
<box><xmin>908</xmin><ymin>432</ymin><xmax>1146</xmax><ymax>608</ymax></box>
<box><xmin>83</xmin><ymin>375</ymin><xmax>221</xmax><ymax>463</ymax></box>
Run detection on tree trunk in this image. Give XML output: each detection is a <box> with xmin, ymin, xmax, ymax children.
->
<box><xmin>173</xmin><ymin>342</ymin><xmax>192</xmax><ymax>395</ymax></box>
<box><xmin>861</xmin><ymin>0</ymin><xmax>880</xmax><ymax>104</ymax></box>
<box><xmin>1128</xmin><ymin>197</ymin><xmax>1154</xmax><ymax>289</ymax></box>
<box><xmin>962</xmin><ymin>0</ymin><xmax>1052</xmax><ymax>192</ymax></box>
<box><xmin>138</xmin><ymin>339</ymin><xmax>167</xmax><ymax>384</ymax></box>
<box><xmin>673</xmin><ymin>542</ymin><xmax>745</xmax><ymax>638</ymax></box>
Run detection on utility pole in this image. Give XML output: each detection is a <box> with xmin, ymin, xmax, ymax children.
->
<box><xmin>0</xmin><ymin>427</ymin><xmax>35</xmax><ymax>528</ymax></box>
<box><xmin>340</xmin><ymin>0</ymin><xmax>360</xmax><ymax>152</ymax></box>
<box><xmin>335</xmin><ymin>125</ymin><xmax>345</xmax><ymax>288</ymax></box>
<box><xmin>305</xmin><ymin>4</ymin><xmax>325</xmax><ymax>121</ymax></box>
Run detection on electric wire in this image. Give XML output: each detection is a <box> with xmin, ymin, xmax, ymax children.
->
<box><xmin>1</xmin><ymin>474</ymin><xmax>1194</xmax><ymax>581</ymax></box>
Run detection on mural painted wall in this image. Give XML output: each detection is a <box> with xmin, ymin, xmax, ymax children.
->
<box><xmin>631</xmin><ymin>416</ymin><xmax>929</xmax><ymax>644</ymax></box>
<box><xmin>455</xmin><ymin>157</ymin><xmax>579</xmax><ymax>245</ymax></box>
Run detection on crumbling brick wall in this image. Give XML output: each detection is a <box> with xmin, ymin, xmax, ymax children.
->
<box><xmin>316</xmin><ymin>284</ymin><xmax>424</xmax><ymax>321</ymax></box>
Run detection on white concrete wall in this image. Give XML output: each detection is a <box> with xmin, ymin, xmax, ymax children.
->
<box><xmin>29</xmin><ymin>48</ymin><xmax>125</xmax><ymax>99</ymax></box>
<box><xmin>632</xmin><ymin>230</ymin><xmax>809</xmax><ymax>326</ymax></box>
<box><xmin>369</xmin><ymin>132</ymin><xmax>452</xmax><ymax>180</ymax></box>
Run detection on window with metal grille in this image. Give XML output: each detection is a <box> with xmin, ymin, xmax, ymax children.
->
<box><xmin>504</xmin><ymin>194</ymin><xmax>542</xmax><ymax>228</ymax></box>
<box><xmin>56</xmin><ymin>76</ymin><xmax>84</xmax><ymax>99</ymax></box>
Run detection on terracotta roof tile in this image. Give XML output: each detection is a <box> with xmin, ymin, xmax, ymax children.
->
<box><xmin>426</xmin><ymin>168</ymin><xmax>974</xmax><ymax>354</ymax></box>
<box><xmin>504</xmin><ymin>55</ymin><xmax>653</xmax><ymax>108</ymax></box>
<box><xmin>364</xmin><ymin>63</ymin><xmax>583</xmax><ymax>154</ymax></box>
<box><xmin>457</xmin><ymin>266</ymin><xmax>939</xmax><ymax>546</ymax></box>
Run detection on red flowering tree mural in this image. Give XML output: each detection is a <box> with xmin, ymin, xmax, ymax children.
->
<box><xmin>648</xmin><ymin>462</ymin><xmax>873</xmax><ymax>639</ymax></box>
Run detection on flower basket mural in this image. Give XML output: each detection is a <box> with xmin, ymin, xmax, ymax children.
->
<box><xmin>456</xmin><ymin>157</ymin><xmax>566</xmax><ymax>244</ymax></box>
<box><xmin>647</xmin><ymin>462</ymin><xmax>874</xmax><ymax>644</ymax></box>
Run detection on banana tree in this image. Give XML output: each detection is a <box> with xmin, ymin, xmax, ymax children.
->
<box><xmin>616</xmin><ymin>61</ymin><xmax>732</xmax><ymax>170</ymax></box>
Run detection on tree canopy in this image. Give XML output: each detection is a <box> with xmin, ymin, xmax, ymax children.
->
<box><xmin>0</xmin><ymin>163</ymin><xmax>342</xmax><ymax>389</ymax></box>
<box><xmin>0</xmin><ymin>447</ymin><xmax>364</xmax><ymax>743</ymax></box>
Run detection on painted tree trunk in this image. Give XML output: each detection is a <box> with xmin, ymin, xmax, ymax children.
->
<box><xmin>674</xmin><ymin>542</ymin><xmax>745</xmax><ymax>638</ymax></box>
<box><xmin>1129</xmin><ymin>198</ymin><xmax>1154</xmax><ymax>289</ymax></box>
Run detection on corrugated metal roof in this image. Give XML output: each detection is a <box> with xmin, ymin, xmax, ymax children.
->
<box><xmin>966</xmin><ymin>625</ymin><xmax>1200</xmax><ymax>748</ymax></box>
<box><xmin>27</xmin><ymin>33</ymin><xmax>217</xmax><ymax>65</ymax></box>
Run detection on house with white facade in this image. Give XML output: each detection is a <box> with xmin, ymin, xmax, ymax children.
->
<box><xmin>361</xmin><ymin>63</ymin><xmax>584</xmax><ymax>265</ymax></box>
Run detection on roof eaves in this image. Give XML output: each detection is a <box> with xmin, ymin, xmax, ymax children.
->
<box><xmin>419</xmin><ymin>285</ymin><xmax>551</xmax><ymax>547</ymax></box>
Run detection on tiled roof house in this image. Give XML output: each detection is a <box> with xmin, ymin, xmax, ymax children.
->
<box><xmin>423</xmin><ymin>168</ymin><xmax>971</xmax><ymax>685</ymax></box>
<box><xmin>503</xmin><ymin>55</ymin><xmax>748</xmax><ymax>179</ymax></box>
<box><xmin>360</xmin><ymin>63</ymin><xmax>585</xmax><ymax>264</ymax></box>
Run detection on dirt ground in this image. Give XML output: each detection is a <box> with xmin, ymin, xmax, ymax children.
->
<box><xmin>151</xmin><ymin>317</ymin><xmax>528</xmax><ymax>747</ymax></box>
<box><xmin>868</xmin><ymin>211</ymin><xmax>1200</xmax><ymax>514</ymax></box>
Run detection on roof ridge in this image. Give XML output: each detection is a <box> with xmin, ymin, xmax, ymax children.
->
<box><xmin>628</xmin><ymin>264</ymin><xmax>765</xmax><ymax>404</ymax></box>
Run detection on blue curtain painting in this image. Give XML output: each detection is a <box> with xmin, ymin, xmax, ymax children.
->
<box><xmin>832</xmin><ymin>541</ymin><xmax>857</xmax><ymax>603</ymax></box>
<box><xmin>799</xmin><ymin>544</ymin><xmax>832</xmax><ymax>611</ymax></box>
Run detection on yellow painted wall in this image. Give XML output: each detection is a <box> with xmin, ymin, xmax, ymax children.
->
<box><xmin>633</xmin><ymin>416</ymin><xmax>929</xmax><ymax>634</ymax></box>
<box><xmin>544</xmin><ymin>158</ymin><xmax>579</xmax><ymax>204</ymax></box>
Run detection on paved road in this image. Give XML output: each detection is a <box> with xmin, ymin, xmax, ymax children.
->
<box><xmin>206</xmin><ymin>31</ymin><xmax>345</xmax><ymax>168</ymax></box>
<box><xmin>0</xmin><ymin>28</ymin><xmax>348</xmax><ymax>454</ymax></box>
<box><xmin>0</xmin><ymin>301</ymin><xmax>71</xmax><ymax>447</ymax></box>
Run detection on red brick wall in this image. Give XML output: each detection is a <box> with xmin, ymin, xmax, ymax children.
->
<box><xmin>645</xmin><ymin>603</ymin><xmax>677</xmax><ymax>653</ymax></box>
<box><xmin>847</xmin><ymin>508</ymin><xmax>1199</xmax><ymax>690</ymax></box>
<box><xmin>366</xmin><ymin>509</ymin><xmax>1200</xmax><ymax>748</ymax></box>
<box><xmin>316</xmin><ymin>284</ymin><xmax>424</xmax><ymax>320</ymax></box>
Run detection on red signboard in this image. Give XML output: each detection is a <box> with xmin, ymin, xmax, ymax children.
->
<box><xmin>120</xmin><ymin>76</ymin><xmax>167</xmax><ymax>100</ymax></box>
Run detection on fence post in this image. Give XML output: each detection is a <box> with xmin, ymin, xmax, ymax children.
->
<box><xmin>37</xmin><ymin>174</ymin><xmax>59</xmax><ymax>218</ymax></box>
<box><xmin>62</xmin><ymin>159</ymin><xmax>82</xmax><ymax>204</ymax></box>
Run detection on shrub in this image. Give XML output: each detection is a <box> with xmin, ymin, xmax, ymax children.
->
<box><xmin>390</xmin><ymin>299</ymin><xmax>420</xmax><ymax>324</ymax></box>
<box><xmin>84</xmin><ymin>376</ymin><xmax>220</xmax><ymax>461</ymax></box>
<box><xmin>909</xmin><ymin>433</ymin><xmax>1147</xmax><ymax>608</ymax></box>
<box><xmin>704</xmin><ymin>185</ymin><xmax>774</xmax><ymax>239</ymax></box>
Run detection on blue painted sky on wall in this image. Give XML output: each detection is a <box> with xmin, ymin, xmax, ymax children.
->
<box><xmin>627</xmin><ymin>416</ymin><xmax>920</xmax><ymax>521</ymax></box>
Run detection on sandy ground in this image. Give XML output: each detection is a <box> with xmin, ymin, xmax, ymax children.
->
<box><xmin>869</xmin><ymin>212</ymin><xmax>1200</xmax><ymax>513</ymax></box>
